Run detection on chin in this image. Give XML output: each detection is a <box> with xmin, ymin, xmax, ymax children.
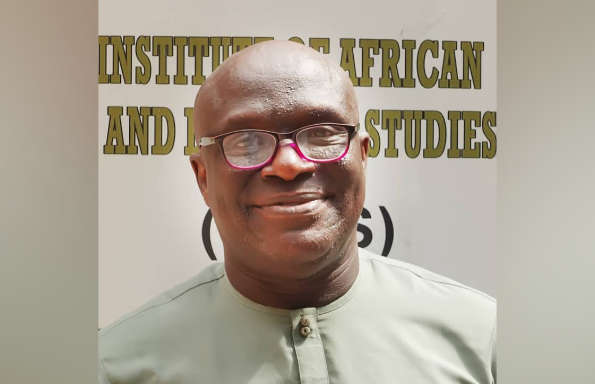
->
<box><xmin>261</xmin><ymin>225</ymin><xmax>345</xmax><ymax>265</ymax></box>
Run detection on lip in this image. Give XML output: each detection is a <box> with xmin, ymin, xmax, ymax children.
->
<box><xmin>252</xmin><ymin>191</ymin><xmax>325</xmax><ymax>206</ymax></box>
<box><xmin>250</xmin><ymin>192</ymin><xmax>328</xmax><ymax>216</ymax></box>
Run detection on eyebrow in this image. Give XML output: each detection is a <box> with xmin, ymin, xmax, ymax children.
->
<box><xmin>306</xmin><ymin>108</ymin><xmax>348</xmax><ymax>122</ymax></box>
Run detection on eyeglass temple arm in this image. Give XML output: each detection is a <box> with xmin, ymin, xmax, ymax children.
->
<box><xmin>198</xmin><ymin>137</ymin><xmax>216</xmax><ymax>147</ymax></box>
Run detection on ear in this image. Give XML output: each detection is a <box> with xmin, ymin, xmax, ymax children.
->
<box><xmin>358</xmin><ymin>130</ymin><xmax>370</xmax><ymax>169</ymax></box>
<box><xmin>190</xmin><ymin>153</ymin><xmax>210</xmax><ymax>206</ymax></box>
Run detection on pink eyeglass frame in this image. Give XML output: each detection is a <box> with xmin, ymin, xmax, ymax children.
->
<box><xmin>198</xmin><ymin>122</ymin><xmax>360</xmax><ymax>170</ymax></box>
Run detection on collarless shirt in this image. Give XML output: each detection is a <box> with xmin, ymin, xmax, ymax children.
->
<box><xmin>99</xmin><ymin>248</ymin><xmax>496</xmax><ymax>384</ymax></box>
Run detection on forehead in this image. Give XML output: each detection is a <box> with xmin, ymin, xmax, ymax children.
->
<box><xmin>197</xmin><ymin>52</ymin><xmax>355</xmax><ymax>135</ymax></box>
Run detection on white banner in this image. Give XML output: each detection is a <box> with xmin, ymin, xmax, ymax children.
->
<box><xmin>99</xmin><ymin>0</ymin><xmax>497</xmax><ymax>328</ymax></box>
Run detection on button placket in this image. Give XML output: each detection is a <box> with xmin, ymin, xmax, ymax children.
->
<box><xmin>290</xmin><ymin>309</ymin><xmax>329</xmax><ymax>384</ymax></box>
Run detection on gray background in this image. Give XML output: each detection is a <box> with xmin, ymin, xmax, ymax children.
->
<box><xmin>498</xmin><ymin>0</ymin><xmax>595</xmax><ymax>381</ymax></box>
<box><xmin>1</xmin><ymin>0</ymin><xmax>594</xmax><ymax>382</ymax></box>
<box><xmin>0</xmin><ymin>0</ymin><xmax>97</xmax><ymax>382</ymax></box>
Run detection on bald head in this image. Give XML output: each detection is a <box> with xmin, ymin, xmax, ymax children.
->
<box><xmin>194</xmin><ymin>40</ymin><xmax>358</xmax><ymax>140</ymax></box>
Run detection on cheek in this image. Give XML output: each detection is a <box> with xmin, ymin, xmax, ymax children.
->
<box><xmin>328</xmin><ymin>162</ymin><xmax>366</xmax><ymax>219</ymax></box>
<box><xmin>206</xmin><ymin>169</ymin><xmax>250</xmax><ymax>228</ymax></box>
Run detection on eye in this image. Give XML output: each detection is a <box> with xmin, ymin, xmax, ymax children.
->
<box><xmin>226</xmin><ymin>132</ymin><xmax>260</xmax><ymax>148</ymax></box>
<box><xmin>236</xmin><ymin>136</ymin><xmax>256</xmax><ymax>147</ymax></box>
<box><xmin>222</xmin><ymin>131</ymin><xmax>275</xmax><ymax>157</ymax></box>
<box><xmin>300</xmin><ymin>125</ymin><xmax>348</xmax><ymax>144</ymax></box>
<box><xmin>308</xmin><ymin>126</ymin><xmax>340</xmax><ymax>137</ymax></box>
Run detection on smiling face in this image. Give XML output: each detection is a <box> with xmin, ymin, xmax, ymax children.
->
<box><xmin>190</xmin><ymin>41</ymin><xmax>369</xmax><ymax>281</ymax></box>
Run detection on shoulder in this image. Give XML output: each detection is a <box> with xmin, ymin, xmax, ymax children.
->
<box><xmin>99</xmin><ymin>262</ymin><xmax>224</xmax><ymax>347</ymax></box>
<box><xmin>358</xmin><ymin>248</ymin><xmax>496</xmax><ymax>381</ymax></box>
<box><xmin>359</xmin><ymin>247</ymin><xmax>496</xmax><ymax>305</ymax></box>
<box><xmin>360</xmin><ymin>248</ymin><xmax>496</xmax><ymax>303</ymax></box>
<box><xmin>98</xmin><ymin>263</ymin><xmax>226</xmax><ymax>383</ymax></box>
<box><xmin>358</xmin><ymin>247</ymin><xmax>496</xmax><ymax>342</ymax></box>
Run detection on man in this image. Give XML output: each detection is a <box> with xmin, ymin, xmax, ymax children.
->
<box><xmin>99</xmin><ymin>40</ymin><xmax>496</xmax><ymax>384</ymax></box>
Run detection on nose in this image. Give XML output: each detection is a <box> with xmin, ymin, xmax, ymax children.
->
<box><xmin>260</xmin><ymin>140</ymin><xmax>316</xmax><ymax>181</ymax></box>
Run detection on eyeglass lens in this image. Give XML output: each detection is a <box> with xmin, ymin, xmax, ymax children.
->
<box><xmin>296</xmin><ymin>125</ymin><xmax>349</xmax><ymax>160</ymax></box>
<box><xmin>221</xmin><ymin>125</ymin><xmax>350</xmax><ymax>168</ymax></box>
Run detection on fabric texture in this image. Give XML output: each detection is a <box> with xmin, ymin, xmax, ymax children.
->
<box><xmin>98</xmin><ymin>248</ymin><xmax>496</xmax><ymax>383</ymax></box>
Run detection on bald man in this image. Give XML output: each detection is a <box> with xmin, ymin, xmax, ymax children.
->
<box><xmin>98</xmin><ymin>41</ymin><xmax>496</xmax><ymax>384</ymax></box>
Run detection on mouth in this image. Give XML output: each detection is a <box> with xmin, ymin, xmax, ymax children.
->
<box><xmin>250</xmin><ymin>192</ymin><xmax>329</xmax><ymax>216</ymax></box>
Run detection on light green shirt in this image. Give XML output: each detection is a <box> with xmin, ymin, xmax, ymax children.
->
<box><xmin>99</xmin><ymin>249</ymin><xmax>496</xmax><ymax>383</ymax></box>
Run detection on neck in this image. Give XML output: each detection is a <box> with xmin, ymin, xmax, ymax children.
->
<box><xmin>224</xmin><ymin>238</ymin><xmax>360</xmax><ymax>309</ymax></box>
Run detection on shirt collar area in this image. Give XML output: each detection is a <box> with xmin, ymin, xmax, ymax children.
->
<box><xmin>220</xmin><ymin>261</ymin><xmax>363</xmax><ymax>318</ymax></box>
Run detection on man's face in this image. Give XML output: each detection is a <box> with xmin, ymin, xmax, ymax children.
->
<box><xmin>191</xmin><ymin>44</ymin><xmax>369</xmax><ymax>279</ymax></box>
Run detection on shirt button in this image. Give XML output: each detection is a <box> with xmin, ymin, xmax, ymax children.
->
<box><xmin>299</xmin><ymin>317</ymin><xmax>310</xmax><ymax>327</ymax></box>
<box><xmin>300</xmin><ymin>326</ymin><xmax>312</xmax><ymax>337</ymax></box>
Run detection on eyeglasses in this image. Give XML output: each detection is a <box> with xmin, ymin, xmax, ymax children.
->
<box><xmin>198</xmin><ymin>123</ymin><xmax>359</xmax><ymax>170</ymax></box>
